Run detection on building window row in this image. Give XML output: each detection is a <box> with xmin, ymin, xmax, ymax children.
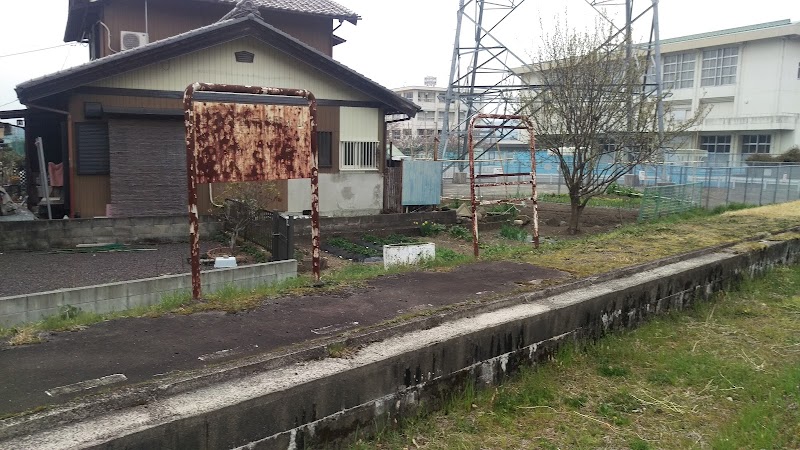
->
<box><xmin>700</xmin><ymin>134</ymin><xmax>771</xmax><ymax>154</ymax></box>
<box><xmin>653</xmin><ymin>46</ymin><xmax>739</xmax><ymax>90</ymax></box>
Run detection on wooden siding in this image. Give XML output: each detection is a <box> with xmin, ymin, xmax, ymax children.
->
<box><xmin>99</xmin><ymin>0</ymin><xmax>332</xmax><ymax>58</ymax></box>
<box><xmin>90</xmin><ymin>37</ymin><xmax>370</xmax><ymax>102</ymax></box>
<box><xmin>317</xmin><ymin>106</ymin><xmax>340</xmax><ymax>174</ymax></box>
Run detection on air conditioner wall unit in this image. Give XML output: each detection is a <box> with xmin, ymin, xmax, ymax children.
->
<box><xmin>120</xmin><ymin>31</ymin><xmax>149</xmax><ymax>51</ymax></box>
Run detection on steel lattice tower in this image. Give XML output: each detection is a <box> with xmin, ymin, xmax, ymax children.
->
<box><xmin>438</xmin><ymin>0</ymin><xmax>664</xmax><ymax>172</ymax></box>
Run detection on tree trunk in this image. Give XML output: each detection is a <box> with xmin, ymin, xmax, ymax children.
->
<box><xmin>568</xmin><ymin>199</ymin><xmax>585</xmax><ymax>235</ymax></box>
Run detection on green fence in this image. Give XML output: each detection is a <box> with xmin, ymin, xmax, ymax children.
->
<box><xmin>638</xmin><ymin>182</ymin><xmax>703</xmax><ymax>222</ymax></box>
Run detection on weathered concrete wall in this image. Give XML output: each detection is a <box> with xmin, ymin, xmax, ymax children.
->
<box><xmin>2</xmin><ymin>238</ymin><xmax>797</xmax><ymax>449</ymax></box>
<box><xmin>288</xmin><ymin>172</ymin><xmax>384</xmax><ymax>217</ymax></box>
<box><xmin>0</xmin><ymin>260</ymin><xmax>297</xmax><ymax>327</ymax></box>
<box><xmin>0</xmin><ymin>215</ymin><xmax>222</xmax><ymax>251</ymax></box>
<box><xmin>0</xmin><ymin>211</ymin><xmax>457</xmax><ymax>252</ymax></box>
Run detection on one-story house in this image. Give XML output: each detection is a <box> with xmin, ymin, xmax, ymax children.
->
<box><xmin>15</xmin><ymin>3</ymin><xmax>419</xmax><ymax>218</ymax></box>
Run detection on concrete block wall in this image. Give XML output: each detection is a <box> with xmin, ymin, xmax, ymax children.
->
<box><xmin>0</xmin><ymin>260</ymin><xmax>296</xmax><ymax>327</ymax></box>
<box><xmin>0</xmin><ymin>216</ymin><xmax>222</xmax><ymax>251</ymax></box>
<box><xmin>294</xmin><ymin>210</ymin><xmax>458</xmax><ymax>238</ymax></box>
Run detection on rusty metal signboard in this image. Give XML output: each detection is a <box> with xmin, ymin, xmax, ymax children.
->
<box><xmin>185</xmin><ymin>83</ymin><xmax>321</xmax><ymax>300</ymax></box>
<box><xmin>192</xmin><ymin>102</ymin><xmax>313</xmax><ymax>183</ymax></box>
<box><xmin>468</xmin><ymin>113</ymin><xmax>539</xmax><ymax>257</ymax></box>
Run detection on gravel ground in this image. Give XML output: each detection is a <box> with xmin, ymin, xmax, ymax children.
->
<box><xmin>0</xmin><ymin>242</ymin><xmax>216</xmax><ymax>297</ymax></box>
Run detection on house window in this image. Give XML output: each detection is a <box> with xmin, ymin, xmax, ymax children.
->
<box><xmin>701</xmin><ymin>47</ymin><xmax>738</xmax><ymax>86</ymax></box>
<box><xmin>741</xmin><ymin>134</ymin><xmax>771</xmax><ymax>154</ymax></box>
<box><xmin>700</xmin><ymin>135</ymin><xmax>731</xmax><ymax>153</ymax></box>
<box><xmin>391</xmin><ymin>129</ymin><xmax>401</xmax><ymax>139</ymax></box>
<box><xmin>418</xmin><ymin>91</ymin><xmax>432</xmax><ymax>102</ymax></box>
<box><xmin>75</xmin><ymin>122</ymin><xmax>110</xmax><ymax>175</ymax></box>
<box><xmin>317</xmin><ymin>131</ymin><xmax>333</xmax><ymax>168</ymax></box>
<box><xmin>663</xmin><ymin>53</ymin><xmax>695</xmax><ymax>89</ymax></box>
<box><xmin>403</xmin><ymin>92</ymin><xmax>413</xmax><ymax>100</ymax></box>
<box><xmin>340</xmin><ymin>141</ymin><xmax>380</xmax><ymax>170</ymax></box>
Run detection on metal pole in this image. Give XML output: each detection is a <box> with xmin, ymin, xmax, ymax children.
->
<box><xmin>773</xmin><ymin>166</ymin><xmax>780</xmax><ymax>204</ymax></box>
<box><xmin>759</xmin><ymin>168</ymin><xmax>765</xmax><ymax>206</ymax></box>
<box><xmin>705</xmin><ymin>167</ymin><xmax>711</xmax><ymax>209</ymax></box>
<box><xmin>439</xmin><ymin>0</ymin><xmax>466</xmax><ymax>160</ymax></box>
<box><xmin>34</xmin><ymin>137</ymin><xmax>52</xmax><ymax>220</ymax></box>
<box><xmin>743</xmin><ymin>166</ymin><xmax>750</xmax><ymax>205</ymax></box>
<box><xmin>527</xmin><ymin>119</ymin><xmax>539</xmax><ymax>248</ymax></box>
<box><xmin>183</xmin><ymin>84</ymin><xmax>201</xmax><ymax>300</ymax></box>
<box><xmin>469</xmin><ymin>116</ymin><xmax>479</xmax><ymax>258</ymax></box>
<box><xmin>725</xmin><ymin>167</ymin><xmax>731</xmax><ymax>206</ymax></box>
<box><xmin>652</xmin><ymin>0</ymin><xmax>665</xmax><ymax>143</ymax></box>
<box><xmin>625</xmin><ymin>0</ymin><xmax>633</xmax><ymax>134</ymax></box>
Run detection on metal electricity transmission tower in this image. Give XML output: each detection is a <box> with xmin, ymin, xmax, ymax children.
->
<box><xmin>438</xmin><ymin>0</ymin><xmax>664</xmax><ymax>170</ymax></box>
<box><xmin>438</xmin><ymin>0</ymin><xmax>532</xmax><ymax>169</ymax></box>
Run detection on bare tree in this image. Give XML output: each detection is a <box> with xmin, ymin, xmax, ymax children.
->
<box><xmin>523</xmin><ymin>20</ymin><xmax>704</xmax><ymax>234</ymax></box>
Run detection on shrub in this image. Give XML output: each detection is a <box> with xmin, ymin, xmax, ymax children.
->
<box><xmin>500</xmin><ymin>224</ymin><xmax>528</xmax><ymax>241</ymax></box>
<box><xmin>448</xmin><ymin>225</ymin><xmax>471</xmax><ymax>241</ymax></box>
<box><xmin>417</xmin><ymin>221</ymin><xmax>446</xmax><ymax>236</ymax></box>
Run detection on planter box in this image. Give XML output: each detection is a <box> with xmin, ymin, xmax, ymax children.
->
<box><xmin>383</xmin><ymin>242</ymin><xmax>435</xmax><ymax>269</ymax></box>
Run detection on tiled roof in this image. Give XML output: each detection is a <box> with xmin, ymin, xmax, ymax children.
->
<box><xmin>213</xmin><ymin>0</ymin><xmax>360</xmax><ymax>23</ymax></box>
<box><xmin>19</xmin><ymin>15</ymin><xmax>418</xmax><ymax>117</ymax></box>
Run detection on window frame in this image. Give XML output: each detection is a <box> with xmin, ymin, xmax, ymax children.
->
<box><xmin>662</xmin><ymin>52</ymin><xmax>696</xmax><ymax>89</ymax></box>
<box><xmin>701</xmin><ymin>46</ymin><xmax>739</xmax><ymax>87</ymax></box>
<box><xmin>741</xmin><ymin>134</ymin><xmax>771</xmax><ymax>154</ymax></box>
<box><xmin>700</xmin><ymin>135</ymin><xmax>732</xmax><ymax>153</ymax></box>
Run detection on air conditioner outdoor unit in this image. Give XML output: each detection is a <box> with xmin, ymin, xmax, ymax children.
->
<box><xmin>120</xmin><ymin>31</ymin><xmax>149</xmax><ymax>51</ymax></box>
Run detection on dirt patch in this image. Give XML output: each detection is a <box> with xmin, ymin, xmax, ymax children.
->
<box><xmin>0</xmin><ymin>242</ymin><xmax>215</xmax><ymax>297</ymax></box>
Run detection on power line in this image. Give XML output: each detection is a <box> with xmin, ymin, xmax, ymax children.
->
<box><xmin>0</xmin><ymin>43</ymin><xmax>75</xmax><ymax>59</ymax></box>
<box><xmin>0</xmin><ymin>99</ymin><xmax>20</xmax><ymax>109</ymax></box>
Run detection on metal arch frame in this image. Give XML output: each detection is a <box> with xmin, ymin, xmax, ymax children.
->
<box><xmin>184</xmin><ymin>82</ymin><xmax>321</xmax><ymax>300</ymax></box>
<box><xmin>468</xmin><ymin>113</ymin><xmax>538</xmax><ymax>258</ymax></box>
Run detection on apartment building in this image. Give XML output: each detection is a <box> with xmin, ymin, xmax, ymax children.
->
<box><xmin>389</xmin><ymin>77</ymin><xmax>467</xmax><ymax>150</ymax></box>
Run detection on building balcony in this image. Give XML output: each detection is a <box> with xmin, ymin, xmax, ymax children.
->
<box><xmin>700</xmin><ymin>114</ymin><xmax>799</xmax><ymax>131</ymax></box>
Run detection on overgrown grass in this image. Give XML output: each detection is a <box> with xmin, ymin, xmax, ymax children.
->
<box><xmin>351</xmin><ymin>265</ymin><xmax>800</xmax><ymax>449</ymax></box>
<box><xmin>479</xmin><ymin>202</ymin><xmax>795</xmax><ymax>276</ymax></box>
<box><xmin>499</xmin><ymin>224</ymin><xmax>528</xmax><ymax>242</ymax></box>
<box><xmin>538</xmin><ymin>192</ymin><xmax>642</xmax><ymax>209</ymax></box>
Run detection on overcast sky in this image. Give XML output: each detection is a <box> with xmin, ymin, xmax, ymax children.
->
<box><xmin>1</xmin><ymin>0</ymin><xmax>799</xmax><ymax>113</ymax></box>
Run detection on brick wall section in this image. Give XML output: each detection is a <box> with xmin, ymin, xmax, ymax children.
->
<box><xmin>108</xmin><ymin>119</ymin><xmax>187</xmax><ymax>217</ymax></box>
<box><xmin>0</xmin><ymin>216</ymin><xmax>222</xmax><ymax>251</ymax></box>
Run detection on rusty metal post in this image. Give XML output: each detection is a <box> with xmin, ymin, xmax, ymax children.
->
<box><xmin>307</xmin><ymin>93</ymin><xmax>321</xmax><ymax>283</ymax></box>
<box><xmin>468</xmin><ymin>116</ymin><xmax>479</xmax><ymax>257</ymax></box>
<box><xmin>524</xmin><ymin>118</ymin><xmax>540</xmax><ymax>248</ymax></box>
<box><xmin>184</xmin><ymin>83</ymin><xmax>202</xmax><ymax>300</ymax></box>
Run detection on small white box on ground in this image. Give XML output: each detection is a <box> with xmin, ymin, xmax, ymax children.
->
<box><xmin>214</xmin><ymin>257</ymin><xmax>237</xmax><ymax>269</ymax></box>
<box><xmin>383</xmin><ymin>243</ymin><xmax>435</xmax><ymax>269</ymax></box>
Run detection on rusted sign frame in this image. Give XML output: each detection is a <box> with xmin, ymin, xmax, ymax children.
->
<box><xmin>468</xmin><ymin>114</ymin><xmax>539</xmax><ymax>258</ymax></box>
<box><xmin>184</xmin><ymin>83</ymin><xmax>321</xmax><ymax>300</ymax></box>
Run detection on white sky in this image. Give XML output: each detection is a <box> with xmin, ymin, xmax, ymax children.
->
<box><xmin>1</xmin><ymin>0</ymin><xmax>799</xmax><ymax>112</ymax></box>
